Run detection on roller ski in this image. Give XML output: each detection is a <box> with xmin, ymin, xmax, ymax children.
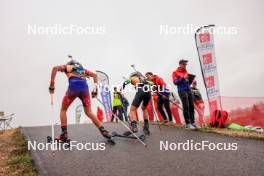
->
<box><xmin>121</xmin><ymin>121</ymin><xmax>146</xmax><ymax>141</ymax></box>
<box><xmin>99</xmin><ymin>126</ymin><xmax>115</xmax><ymax>145</ymax></box>
<box><xmin>112</xmin><ymin>131</ymin><xmax>146</xmax><ymax>141</ymax></box>
<box><xmin>123</xmin><ymin>120</ymin><xmax>150</xmax><ymax>136</ymax></box>
<box><xmin>123</xmin><ymin>120</ymin><xmax>138</xmax><ymax>136</ymax></box>
<box><xmin>47</xmin><ymin>132</ymin><xmax>71</xmax><ymax>146</ymax></box>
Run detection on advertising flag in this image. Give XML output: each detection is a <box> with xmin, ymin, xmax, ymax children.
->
<box><xmin>195</xmin><ymin>25</ymin><xmax>222</xmax><ymax>114</ymax></box>
<box><xmin>96</xmin><ymin>70</ymin><xmax>112</xmax><ymax>122</ymax></box>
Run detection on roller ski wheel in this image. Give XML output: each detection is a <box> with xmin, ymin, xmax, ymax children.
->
<box><xmin>107</xmin><ymin>137</ymin><xmax>116</xmax><ymax>145</ymax></box>
<box><xmin>46</xmin><ymin>136</ymin><xmax>71</xmax><ymax>146</ymax></box>
<box><xmin>113</xmin><ymin>131</ymin><xmax>146</xmax><ymax>141</ymax></box>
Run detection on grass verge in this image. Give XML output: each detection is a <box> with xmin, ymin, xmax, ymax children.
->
<box><xmin>0</xmin><ymin>128</ymin><xmax>37</xmax><ymax>176</ymax></box>
<box><xmin>149</xmin><ymin>122</ymin><xmax>264</xmax><ymax>141</ymax></box>
<box><xmin>198</xmin><ymin>127</ymin><xmax>264</xmax><ymax>141</ymax></box>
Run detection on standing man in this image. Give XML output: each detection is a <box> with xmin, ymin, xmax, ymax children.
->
<box><xmin>191</xmin><ymin>80</ymin><xmax>205</xmax><ymax>126</ymax></box>
<box><xmin>145</xmin><ymin>72</ymin><xmax>173</xmax><ymax>125</ymax></box>
<box><xmin>120</xmin><ymin>93</ymin><xmax>129</xmax><ymax>122</ymax></box>
<box><xmin>111</xmin><ymin>87</ymin><xmax>123</xmax><ymax>122</ymax></box>
<box><xmin>49</xmin><ymin>58</ymin><xmax>111</xmax><ymax>141</ymax></box>
<box><xmin>172</xmin><ymin>59</ymin><xmax>196</xmax><ymax>129</ymax></box>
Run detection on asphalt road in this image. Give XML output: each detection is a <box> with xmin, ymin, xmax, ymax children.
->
<box><xmin>22</xmin><ymin>123</ymin><xmax>264</xmax><ymax>176</ymax></box>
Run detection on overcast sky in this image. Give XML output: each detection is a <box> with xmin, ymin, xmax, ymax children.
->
<box><xmin>0</xmin><ymin>0</ymin><xmax>263</xmax><ymax>127</ymax></box>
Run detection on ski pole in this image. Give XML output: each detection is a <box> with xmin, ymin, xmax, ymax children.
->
<box><xmin>150</xmin><ymin>93</ymin><xmax>162</xmax><ymax>131</ymax></box>
<box><xmin>96</xmin><ymin>97</ymin><xmax>147</xmax><ymax>147</ymax></box>
<box><xmin>50</xmin><ymin>94</ymin><xmax>55</xmax><ymax>156</ymax></box>
<box><xmin>155</xmin><ymin>92</ymin><xmax>183</xmax><ymax>110</ymax></box>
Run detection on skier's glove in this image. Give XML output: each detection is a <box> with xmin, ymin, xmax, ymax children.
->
<box><xmin>122</xmin><ymin>80</ymin><xmax>130</xmax><ymax>90</ymax></box>
<box><xmin>183</xmin><ymin>74</ymin><xmax>189</xmax><ymax>82</ymax></box>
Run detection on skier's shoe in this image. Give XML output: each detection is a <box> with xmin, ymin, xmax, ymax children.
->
<box><xmin>99</xmin><ymin>126</ymin><xmax>112</xmax><ymax>139</ymax></box>
<box><xmin>191</xmin><ymin>123</ymin><xmax>199</xmax><ymax>129</ymax></box>
<box><xmin>185</xmin><ymin>124</ymin><xmax>196</xmax><ymax>130</ymax></box>
<box><xmin>165</xmin><ymin>121</ymin><xmax>174</xmax><ymax>126</ymax></box>
<box><xmin>143</xmin><ymin>121</ymin><xmax>150</xmax><ymax>135</ymax></box>
<box><xmin>130</xmin><ymin>121</ymin><xmax>138</xmax><ymax>133</ymax></box>
<box><xmin>161</xmin><ymin>120</ymin><xmax>168</xmax><ymax>125</ymax></box>
<box><xmin>55</xmin><ymin>132</ymin><xmax>69</xmax><ymax>142</ymax></box>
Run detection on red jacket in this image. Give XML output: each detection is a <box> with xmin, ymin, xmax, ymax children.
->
<box><xmin>151</xmin><ymin>75</ymin><xmax>170</xmax><ymax>96</ymax></box>
<box><xmin>172</xmin><ymin>67</ymin><xmax>188</xmax><ymax>82</ymax></box>
<box><xmin>151</xmin><ymin>75</ymin><xmax>167</xmax><ymax>87</ymax></box>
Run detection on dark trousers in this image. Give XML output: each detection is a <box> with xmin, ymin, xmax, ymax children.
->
<box><xmin>111</xmin><ymin>106</ymin><xmax>123</xmax><ymax>122</ymax></box>
<box><xmin>122</xmin><ymin>106</ymin><xmax>129</xmax><ymax>122</ymax></box>
<box><xmin>157</xmin><ymin>94</ymin><xmax>173</xmax><ymax>122</ymax></box>
<box><xmin>178</xmin><ymin>90</ymin><xmax>195</xmax><ymax>124</ymax></box>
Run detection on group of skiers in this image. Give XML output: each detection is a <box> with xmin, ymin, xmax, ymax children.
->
<box><xmin>49</xmin><ymin>57</ymin><xmax>205</xmax><ymax>142</ymax></box>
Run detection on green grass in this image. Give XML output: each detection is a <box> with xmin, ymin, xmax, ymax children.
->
<box><xmin>7</xmin><ymin>128</ymin><xmax>38</xmax><ymax>176</ymax></box>
<box><xmin>198</xmin><ymin>127</ymin><xmax>264</xmax><ymax>141</ymax></box>
<box><xmin>149</xmin><ymin>122</ymin><xmax>264</xmax><ymax>141</ymax></box>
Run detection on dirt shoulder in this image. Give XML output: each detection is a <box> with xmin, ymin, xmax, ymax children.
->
<box><xmin>0</xmin><ymin>128</ymin><xmax>37</xmax><ymax>176</ymax></box>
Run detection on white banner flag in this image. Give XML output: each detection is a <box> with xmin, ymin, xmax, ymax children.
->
<box><xmin>195</xmin><ymin>25</ymin><xmax>222</xmax><ymax>113</ymax></box>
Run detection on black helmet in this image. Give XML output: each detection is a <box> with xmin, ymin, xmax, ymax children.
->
<box><xmin>130</xmin><ymin>71</ymin><xmax>143</xmax><ymax>78</ymax></box>
<box><xmin>67</xmin><ymin>60</ymin><xmax>83</xmax><ymax>69</ymax></box>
